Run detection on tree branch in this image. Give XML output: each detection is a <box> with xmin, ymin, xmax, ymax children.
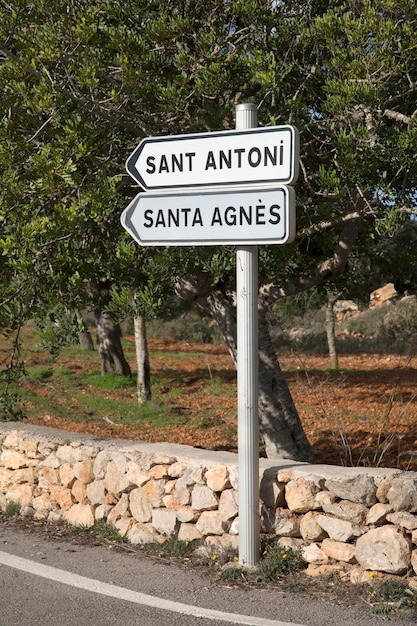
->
<box><xmin>259</xmin><ymin>216</ymin><xmax>361</xmax><ymax>307</ymax></box>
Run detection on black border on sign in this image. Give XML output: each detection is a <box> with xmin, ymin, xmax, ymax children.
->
<box><xmin>120</xmin><ymin>186</ymin><xmax>295</xmax><ymax>246</ymax></box>
<box><xmin>126</xmin><ymin>126</ymin><xmax>299</xmax><ymax>190</ymax></box>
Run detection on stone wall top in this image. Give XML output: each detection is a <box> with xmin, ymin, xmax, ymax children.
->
<box><xmin>0</xmin><ymin>422</ymin><xmax>405</xmax><ymax>483</ymax></box>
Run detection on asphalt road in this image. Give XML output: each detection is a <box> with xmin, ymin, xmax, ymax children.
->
<box><xmin>0</xmin><ymin>523</ymin><xmax>412</xmax><ymax>626</ymax></box>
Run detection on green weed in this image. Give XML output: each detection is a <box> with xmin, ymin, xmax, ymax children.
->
<box><xmin>3</xmin><ymin>501</ymin><xmax>21</xmax><ymax>518</ymax></box>
<box><xmin>26</xmin><ymin>366</ymin><xmax>54</xmax><ymax>380</ymax></box>
<box><xmin>70</xmin><ymin>521</ymin><xmax>127</xmax><ymax>543</ymax></box>
<box><xmin>368</xmin><ymin>580</ymin><xmax>417</xmax><ymax>619</ymax></box>
<box><xmin>258</xmin><ymin>544</ymin><xmax>305</xmax><ymax>581</ymax></box>
<box><xmin>155</xmin><ymin>535</ymin><xmax>202</xmax><ymax>559</ymax></box>
<box><xmin>85</xmin><ymin>371</ymin><xmax>136</xmax><ymax>390</ymax></box>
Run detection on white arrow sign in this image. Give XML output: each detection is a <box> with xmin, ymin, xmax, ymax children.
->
<box><xmin>126</xmin><ymin>126</ymin><xmax>299</xmax><ymax>190</ymax></box>
<box><xmin>121</xmin><ymin>186</ymin><xmax>295</xmax><ymax>246</ymax></box>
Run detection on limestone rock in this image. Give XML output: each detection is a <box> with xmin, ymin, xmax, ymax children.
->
<box><xmin>322</xmin><ymin>499</ymin><xmax>368</xmax><ymax>525</ymax></box>
<box><xmin>285</xmin><ymin>477</ymin><xmax>320</xmax><ymax>513</ymax></box>
<box><xmin>205</xmin><ymin>464</ymin><xmax>230</xmax><ymax>492</ymax></box>
<box><xmin>114</xmin><ymin>517</ymin><xmax>133</xmax><ymax>537</ymax></box>
<box><xmin>71</xmin><ymin>479</ymin><xmax>87</xmax><ymax>503</ymax></box>
<box><xmin>127</xmin><ymin>522</ymin><xmax>162</xmax><ymax>545</ymax></box>
<box><xmin>229</xmin><ymin>517</ymin><xmax>239</xmax><ymax>535</ymax></box>
<box><xmin>366</xmin><ymin>503</ymin><xmax>393</xmax><ymax>526</ymax></box>
<box><xmin>149</xmin><ymin>464</ymin><xmax>170</xmax><ymax>480</ymax></box>
<box><xmin>355</xmin><ymin>526</ymin><xmax>411</xmax><ymax>575</ymax></box>
<box><xmin>172</xmin><ymin>477</ymin><xmax>192</xmax><ymax>506</ymax></box>
<box><xmin>64</xmin><ymin>503</ymin><xmax>95</xmax><ymax>527</ymax></box>
<box><xmin>6</xmin><ymin>483</ymin><xmax>34</xmax><ymax>508</ymax></box>
<box><xmin>1</xmin><ymin>450</ymin><xmax>28</xmax><ymax>470</ymax></box>
<box><xmin>316</xmin><ymin>515</ymin><xmax>365</xmax><ymax>542</ymax></box>
<box><xmin>107</xmin><ymin>493</ymin><xmax>129</xmax><ymax>525</ymax></box>
<box><xmin>168</xmin><ymin>462</ymin><xmax>185</xmax><ymax>478</ymax></box>
<box><xmin>125</xmin><ymin>462</ymin><xmax>149</xmax><ymax>487</ymax></box>
<box><xmin>260</xmin><ymin>477</ymin><xmax>285</xmax><ymax>508</ymax></box>
<box><xmin>129</xmin><ymin>487</ymin><xmax>152</xmax><ymax>523</ymax></box>
<box><xmin>178</xmin><ymin>523</ymin><xmax>202</xmax><ymax>542</ymax></box>
<box><xmin>386</xmin><ymin>511</ymin><xmax>417</xmax><ymax>530</ymax></box>
<box><xmin>321</xmin><ymin>538</ymin><xmax>357</xmax><ymax>564</ymax></box>
<box><xmin>218</xmin><ymin>489</ymin><xmax>238</xmax><ymax>522</ymax></box>
<box><xmin>176</xmin><ymin>506</ymin><xmax>199</xmax><ymax>523</ymax></box>
<box><xmin>277</xmin><ymin>537</ymin><xmax>303</xmax><ymax>550</ymax></box>
<box><xmin>196</xmin><ymin>510</ymin><xmax>225</xmax><ymax>535</ymax></box>
<box><xmin>314</xmin><ymin>490</ymin><xmax>337</xmax><ymax>509</ymax></box>
<box><xmin>206</xmin><ymin>534</ymin><xmax>239</xmax><ymax>551</ymax></box>
<box><xmin>376</xmin><ymin>475</ymin><xmax>398</xmax><ymax>503</ymax></box>
<box><xmin>191</xmin><ymin>484</ymin><xmax>218</xmax><ymax>511</ymax></box>
<box><xmin>369</xmin><ymin>283</ymin><xmax>398</xmax><ymax>308</ymax></box>
<box><xmin>103</xmin><ymin>460</ymin><xmax>130</xmax><ymax>495</ymax></box>
<box><xmin>86</xmin><ymin>479</ymin><xmax>106</xmax><ymax>506</ymax></box>
<box><xmin>302</xmin><ymin>543</ymin><xmax>329</xmax><ymax>564</ymax></box>
<box><xmin>152</xmin><ymin>508</ymin><xmax>178</xmax><ymax>536</ymax></box>
<box><xmin>59</xmin><ymin>463</ymin><xmax>75</xmax><ymax>488</ymax></box>
<box><xmin>262</xmin><ymin>507</ymin><xmax>300</xmax><ymax>536</ymax></box>
<box><xmin>300</xmin><ymin>511</ymin><xmax>328</xmax><ymax>541</ymax></box>
<box><xmin>305</xmin><ymin>563</ymin><xmax>347</xmax><ymax>578</ymax></box>
<box><xmin>142</xmin><ymin>479</ymin><xmax>166</xmax><ymax>507</ymax></box>
<box><xmin>387</xmin><ymin>474</ymin><xmax>417</xmax><ymax>512</ymax></box>
<box><xmin>49</xmin><ymin>484</ymin><xmax>73</xmax><ymax>511</ymax></box>
<box><xmin>73</xmin><ymin>460</ymin><xmax>94</xmax><ymax>484</ymax></box>
<box><xmin>325</xmin><ymin>476</ymin><xmax>377</xmax><ymax>506</ymax></box>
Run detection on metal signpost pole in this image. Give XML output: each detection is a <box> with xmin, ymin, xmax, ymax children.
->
<box><xmin>235</xmin><ymin>103</ymin><xmax>260</xmax><ymax>567</ymax></box>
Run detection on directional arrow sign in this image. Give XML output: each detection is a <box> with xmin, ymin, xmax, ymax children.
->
<box><xmin>120</xmin><ymin>186</ymin><xmax>295</xmax><ymax>246</ymax></box>
<box><xmin>126</xmin><ymin>126</ymin><xmax>299</xmax><ymax>190</ymax></box>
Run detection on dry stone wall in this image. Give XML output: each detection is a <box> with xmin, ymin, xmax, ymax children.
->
<box><xmin>1</xmin><ymin>423</ymin><xmax>417</xmax><ymax>584</ymax></box>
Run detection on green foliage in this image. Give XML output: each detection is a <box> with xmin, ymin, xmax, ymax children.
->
<box><xmin>3</xmin><ymin>501</ymin><xmax>21</xmax><ymax>518</ymax></box>
<box><xmin>26</xmin><ymin>366</ymin><xmax>54</xmax><ymax>381</ymax></box>
<box><xmin>70</xmin><ymin>520</ymin><xmax>127</xmax><ymax>543</ymax></box>
<box><xmin>154</xmin><ymin>535</ymin><xmax>201</xmax><ymax>559</ymax></box>
<box><xmin>0</xmin><ymin>389</ymin><xmax>26</xmax><ymax>421</ymax></box>
<box><xmin>2</xmin><ymin>0</ymin><xmax>417</xmax><ymax>337</ymax></box>
<box><xmin>368</xmin><ymin>580</ymin><xmax>417</xmax><ymax>619</ymax></box>
<box><xmin>258</xmin><ymin>544</ymin><xmax>305</xmax><ymax>581</ymax></box>
<box><xmin>85</xmin><ymin>371</ymin><xmax>136</xmax><ymax>390</ymax></box>
<box><xmin>147</xmin><ymin>312</ymin><xmax>222</xmax><ymax>344</ymax></box>
<box><xmin>378</xmin><ymin>299</ymin><xmax>417</xmax><ymax>350</ymax></box>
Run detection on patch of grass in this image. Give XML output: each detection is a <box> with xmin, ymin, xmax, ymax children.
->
<box><xmin>70</xmin><ymin>521</ymin><xmax>127</xmax><ymax>543</ymax></box>
<box><xmin>218</xmin><ymin>566</ymin><xmax>242</xmax><ymax>581</ymax></box>
<box><xmin>52</xmin><ymin>367</ymin><xmax>73</xmax><ymax>378</ymax></box>
<box><xmin>368</xmin><ymin>580</ymin><xmax>417</xmax><ymax>619</ymax></box>
<box><xmin>205</xmin><ymin>375</ymin><xmax>227</xmax><ymax>396</ymax></box>
<box><xmin>85</xmin><ymin>371</ymin><xmax>136</xmax><ymax>390</ymax></box>
<box><xmin>26</xmin><ymin>366</ymin><xmax>54</xmax><ymax>380</ymax></box>
<box><xmin>155</xmin><ymin>535</ymin><xmax>202</xmax><ymax>559</ymax></box>
<box><xmin>3</xmin><ymin>501</ymin><xmax>21</xmax><ymax>518</ymax></box>
<box><xmin>258</xmin><ymin>544</ymin><xmax>306</xmax><ymax>581</ymax></box>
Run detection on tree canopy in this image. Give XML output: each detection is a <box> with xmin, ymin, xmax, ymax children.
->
<box><xmin>1</xmin><ymin>0</ymin><xmax>417</xmax><ymax>458</ymax></box>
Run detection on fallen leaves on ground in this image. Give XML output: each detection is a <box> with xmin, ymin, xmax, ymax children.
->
<box><xmin>20</xmin><ymin>338</ymin><xmax>417</xmax><ymax>471</ymax></box>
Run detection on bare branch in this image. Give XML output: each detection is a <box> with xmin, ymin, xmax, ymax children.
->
<box><xmin>260</xmin><ymin>216</ymin><xmax>361</xmax><ymax>307</ymax></box>
<box><xmin>383</xmin><ymin>109</ymin><xmax>413</xmax><ymax>125</ymax></box>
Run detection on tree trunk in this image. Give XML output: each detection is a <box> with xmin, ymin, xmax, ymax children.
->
<box><xmin>95</xmin><ymin>311</ymin><xmax>132</xmax><ymax>377</ymax></box>
<box><xmin>257</xmin><ymin>308</ymin><xmax>315</xmax><ymax>461</ymax></box>
<box><xmin>74</xmin><ymin>309</ymin><xmax>95</xmax><ymax>351</ymax></box>
<box><xmin>186</xmin><ymin>285</ymin><xmax>315</xmax><ymax>462</ymax></box>
<box><xmin>325</xmin><ymin>292</ymin><xmax>339</xmax><ymax>370</ymax></box>
<box><xmin>134</xmin><ymin>314</ymin><xmax>151</xmax><ymax>404</ymax></box>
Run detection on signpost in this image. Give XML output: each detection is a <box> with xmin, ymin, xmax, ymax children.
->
<box><xmin>126</xmin><ymin>125</ymin><xmax>299</xmax><ymax>190</ymax></box>
<box><xmin>121</xmin><ymin>185</ymin><xmax>295</xmax><ymax>246</ymax></box>
<box><xmin>122</xmin><ymin>104</ymin><xmax>299</xmax><ymax>568</ymax></box>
